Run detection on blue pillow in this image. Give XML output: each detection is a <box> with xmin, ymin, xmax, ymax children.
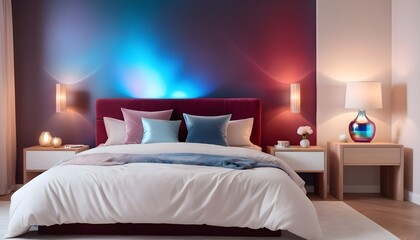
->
<box><xmin>183</xmin><ymin>113</ymin><xmax>231</xmax><ymax>146</ymax></box>
<box><xmin>141</xmin><ymin>118</ymin><xmax>181</xmax><ymax>144</ymax></box>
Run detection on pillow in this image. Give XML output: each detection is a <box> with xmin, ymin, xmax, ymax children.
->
<box><xmin>141</xmin><ymin>118</ymin><xmax>181</xmax><ymax>144</ymax></box>
<box><xmin>103</xmin><ymin>117</ymin><xmax>126</xmax><ymax>145</ymax></box>
<box><xmin>122</xmin><ymin>108</ymin><xmax>173</xmax><ymax>144</ymax></box>
<box><xmin>227</xmin><ymin>118</ymin><xmax>254</xmax><ymax>147</ymax></box>
<box><xmin>183</xmin><ymin>113</ymin><xmax>231</xmax><ymax>146</ymax></box>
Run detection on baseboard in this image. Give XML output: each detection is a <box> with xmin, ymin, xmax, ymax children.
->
<box><xmin>343</xmin><ymin>185</ymin><xmax>380</xmax><ymax>193</ymax></box>
<box><xmin>405</xmin><ymin>190</ymin><xmax>420</xmax><ymax>205</ymax></box>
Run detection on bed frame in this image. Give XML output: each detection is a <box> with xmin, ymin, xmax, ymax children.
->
<box><xmin>40</xmin><ymin>98</ymin><xmax>281</xmax><ymax>237</ymax></box>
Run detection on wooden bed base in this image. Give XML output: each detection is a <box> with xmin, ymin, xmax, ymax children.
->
<box><xmin>39</xmin><ymin>224</ymin><xmax>281</xmax><ymax>237</ymax></box>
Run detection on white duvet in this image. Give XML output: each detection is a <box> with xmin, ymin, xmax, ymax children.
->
<box><xmin>6</xmin><ymin>143</ymin><xmax>322</xmax><ymax>239</ymax></box>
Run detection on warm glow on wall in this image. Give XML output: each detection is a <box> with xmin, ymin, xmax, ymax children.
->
<box><xmin>56</xmin><ymin>84</ymin><xmax>67</xmax><ymax>112</ymax></box>
<box><xmin>290</xmin><ymin>83</ymin><xmax>301</xmax><ymax>113</ymax></box>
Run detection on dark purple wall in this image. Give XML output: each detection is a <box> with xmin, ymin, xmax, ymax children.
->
<box><xmin>12</xmin><ymin>0</ymin><xmax>316</xmax><ymax>183</ymax></box>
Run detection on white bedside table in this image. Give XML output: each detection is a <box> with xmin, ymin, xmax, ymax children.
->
<box><xmin>23</xmin><ymin>145</ymin><xmax>89</xmax><ymax>183</ymax></box>
<box><xmin>267</xmin><ymin>146</ymin><xmax>327</xmax><ymax>199</ymax></box>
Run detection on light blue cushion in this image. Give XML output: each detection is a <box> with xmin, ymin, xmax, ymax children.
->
<box><xmin>141</xmin><ymin>118</ymin><xmax>181</xmax><ymax>144</ymax></box>
<box><xmin>183</xmin><ymin>113</ymin><xmax>231</xmax><ymax>146</ymax></box>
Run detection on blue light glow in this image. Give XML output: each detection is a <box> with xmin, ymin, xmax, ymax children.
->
<box><xmin>171</xmin><ymin>91</ymin><xmax>188</xmax><ymax>98</ymax></box>
<box><xmin>43</xmin><ymin>0</ymin><xmax>215</xmax><ymax>99</ymax></box>
<box><xmin>119</xmin><ymin>66</ymin><xmax>167</xmax><ymax>98</ymax></box>
<box><xmin>114</xmin><ymin>39</ymin><xmax>212</xmax><ymax>98</ymax></box>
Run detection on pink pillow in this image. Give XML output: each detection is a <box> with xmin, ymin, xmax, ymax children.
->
<box><xmin>121</xmin><ymin>108</ymin><xmax>173</xmax><ymax>144</ymax></box>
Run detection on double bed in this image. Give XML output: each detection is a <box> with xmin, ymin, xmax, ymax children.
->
<box><xmin>6</xmin><ymin>98</ymin><xmax>322</xmax><ymax>239</ymax></box>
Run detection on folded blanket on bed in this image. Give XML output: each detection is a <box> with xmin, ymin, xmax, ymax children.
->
<box><xmin>59</xmin><ymin>153</ymin><xmax>284</xmax><ymax>171</ymax></box>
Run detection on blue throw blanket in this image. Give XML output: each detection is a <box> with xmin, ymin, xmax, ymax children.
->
<box><xmin>60</xmin><ymin>152</ymin><xmax>283</xmax><ymax>171</ymax></box>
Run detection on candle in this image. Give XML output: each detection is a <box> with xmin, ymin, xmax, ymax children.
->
<box><xmin>51</xmin><ymin>137</ymin><xmax>62</xmax><ymax>148</ymax></box>
<box><xmin>39</xmin><ymin>131</ymin><xmax>52</xmax><ymax>147</ymax></box>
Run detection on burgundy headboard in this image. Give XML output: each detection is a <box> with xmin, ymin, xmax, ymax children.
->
<box><xmin>95</xmin><ymin>98</ymin><xmax>262</xmax><ymax>147</ymax></box>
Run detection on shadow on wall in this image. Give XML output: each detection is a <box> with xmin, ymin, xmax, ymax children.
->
<box><xmin>46</xmin><ymin>111</ymin><xmax>95</xmax><ymax>147</ymax></box>
<box><xmin>392</xmin><ymin>83</ymin><xmax>407</xmax><ymax>141</ymax></box>
<box><xmin>67</xmin><ymin>90</ymin><xmax>90</xmax><ymax>114</ymax></box>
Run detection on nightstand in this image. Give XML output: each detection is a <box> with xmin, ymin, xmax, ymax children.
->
<box><xmin>23</xmin><ymin>145</ymin><xmax>89</xmax><ymax>183</ymax></box>
<box><xmin>267</xmin><ymin>146</ymin><xmax>327</xmax><ymax>199</ymax></box>
<box><xmin>328</xmin><ymin>142</ymin><xmax>404</xmax><ymax>201</ymax></box>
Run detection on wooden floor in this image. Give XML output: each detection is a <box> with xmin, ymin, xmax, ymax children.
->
<box><xmin>344</xmin><ymin>193</ymin><xmax>420</xmax><ymax>240</ymax></box>
<box><xmin>2</xmin><ymin>192</ymin><xmax>420</xmax><ymax>239</ymax></box>
<box><xmin>309</xmin><ymin>193</ymin><xmax>420</xmax><ymax>240</ymax></box>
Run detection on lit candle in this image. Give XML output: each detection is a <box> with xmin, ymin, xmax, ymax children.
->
<box><xmin>39</xmin><ymin>131</ymin><xmax>52</xmax><ymax>147</ymax></box>
<box><xmin>51</xmin><ymin>137</ymin><xmax>62</xmax><ymax>148</ymax></box>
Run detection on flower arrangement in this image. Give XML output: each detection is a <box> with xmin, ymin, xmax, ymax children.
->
<box><xmin>297</xmin><ymin>126</ymin><xmax>313</xmax><ymax>139</ymax></box>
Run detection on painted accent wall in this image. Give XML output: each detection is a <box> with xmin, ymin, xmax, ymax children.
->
<box><xmin>317</xmin><ymin>0</ymin><xmax>392</xmax><ymax>192</ymax></box>
<box><xmin>12</xmin><ymin>0</ymin><xmax>316</xmax><ymax>183</ymax></box>
<box><xmin>392</xmin><ymin>0</ymin><xmax>420</xmax><ymax>204</ymax></box>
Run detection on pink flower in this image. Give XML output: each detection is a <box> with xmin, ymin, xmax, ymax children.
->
<box><xmin>297</xmin><ymin>126</ymin><xmax>313</xmax><ymax>139</ymax></box>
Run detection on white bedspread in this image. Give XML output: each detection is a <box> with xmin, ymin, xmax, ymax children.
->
<box><xmin>6</xmin><ymin>143</ymin><xmax>322</xmax><ymax>239</ymax></box>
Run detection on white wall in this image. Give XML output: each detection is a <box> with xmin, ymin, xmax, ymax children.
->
<box><xmin>392</xmin><ymin>0</ymin><xmax>420</xmax><ymax>204</ymax></box>
<box><xmin>317</xmin><ymin>0</ymin><xmax>392</xmax><ymax>192</ymax></box>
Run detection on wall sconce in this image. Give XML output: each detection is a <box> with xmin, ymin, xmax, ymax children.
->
<box><xmin>345</xmin><ymin>81</ymin><xmax>382</xmax><ymax>142</ymax></box>
<box><xmin>56</xmin><ymin>83</ymin><xmax>67</xmax><ymax>112</ymax></box>
<box><xmin>290</xmin><ymin>83</ymin><xmax>301</xmax><ymax>113</ymax></box>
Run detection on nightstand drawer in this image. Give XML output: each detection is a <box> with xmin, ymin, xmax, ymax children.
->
<box><xmin>275</xmin><ymin>151</ymin><xmax>324</xmax><ymax>171</ymax></box>
<box><xmin>343</xmin><ymin>148</ymin><xmax>401</xmax><ymax>165</ymax></box>
<box><xmin>26</xmin><ymin>151</ymin><xmax>75</xmax><ymax>170</ymax></box>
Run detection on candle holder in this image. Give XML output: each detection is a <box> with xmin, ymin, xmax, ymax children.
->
<box><xmin>39</xmin><ymin>131</ymin><xmax>52</xmax><ymax>147</ymax></box>
<box><xmin>51</xmin><ymin>137</ymin><xmax>62</xmax><ymax>148</ymax></box>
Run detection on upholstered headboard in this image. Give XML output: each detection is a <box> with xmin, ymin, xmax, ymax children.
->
<box><xmin>95</xmin><ymin>98</ymin><xmax>262</xmax><ymax>147</ymax></box>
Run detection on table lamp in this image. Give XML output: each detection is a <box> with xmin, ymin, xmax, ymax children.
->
<box><xmin>345</xmin><ymin>81</ymin><xmax>382</xmax><ymax>142</ymax></box>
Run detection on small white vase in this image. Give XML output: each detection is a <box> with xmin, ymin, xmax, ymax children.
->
<box><xmin>300</xmin><ymin>139</ymin><xmax>310</xmax><ymax>148</ymax></box>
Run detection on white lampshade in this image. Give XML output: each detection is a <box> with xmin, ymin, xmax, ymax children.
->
<box><xmin>345</xmin><ymin>81</ymin><xmax>382</xmax><ymax>110</ymax></box>
<box><xmin>290</xmin><ymin>83</ymin><xmax>301</xmax><ymax>113</ymax></box>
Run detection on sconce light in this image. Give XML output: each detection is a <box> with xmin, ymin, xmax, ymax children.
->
<box><xmin>56</xmin><ymin>83</ymin><xmax>67</xmax><ymax>112</ymax></box>
<box><xmin>345</xmin><ymin>81</ymin><xmax>382</xmax><ymax>142</ymax></box>
<box><xmin>290</xmin><ymin>83</ymin><xmax>301</xmax><ymax>113</ymax></box>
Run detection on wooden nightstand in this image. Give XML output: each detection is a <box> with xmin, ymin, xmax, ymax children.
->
<box><xmin>267</xmin><ymin>146</ymin><xmax>327</xmax><ymax>199</ymax></box>
<box><xmin>23</xmin><ymin>145</ymin><xmax>89</xmax><ymax>183</ymax></box>
<box><xmin>328</xmin><ymin>142</ymin><xmax>404</xmax><ymax>201</ymax></box>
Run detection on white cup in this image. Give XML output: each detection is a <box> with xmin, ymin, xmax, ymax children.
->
<box><xmin>276</xmin><ymin>140</ymin><xmax>290</xmax><ymax>148</ymax></box>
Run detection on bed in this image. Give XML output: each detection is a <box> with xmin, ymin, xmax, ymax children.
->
<box><xmin>6</xmin><ymin>98</ymin><xmax>322</xmax><ymax>239</ymax></box>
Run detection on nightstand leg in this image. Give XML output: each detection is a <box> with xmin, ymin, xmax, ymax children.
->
<box><xmin>380</xmin><ymin>165</ymin><xmax>404</xmax><ymax>201</ymax></box>
<box><xmin>314</xmin><ymin>172</ymin><xmax>327</xmax><ymax>199</ymax></box>
<box><xmin>328</xmin><ymin>142</ymin><xmax>343</xmax><ymax>200</ymax></box>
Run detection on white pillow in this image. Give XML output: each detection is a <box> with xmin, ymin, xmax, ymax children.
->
<box><xmin>227</xmin><ymin>118</ymin><xmax>254</xmax><ymax>147</ymax></box>
<box><xmin>103</xmin><ymin>117</ymin><xmax>126</xmax><ymax>146</ymax></box>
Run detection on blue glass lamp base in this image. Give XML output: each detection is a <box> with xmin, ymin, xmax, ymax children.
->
<box><xmin>348</xmin><ymin>110</ymin><xmax>376</xmax><ymax>142</ymax></box>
